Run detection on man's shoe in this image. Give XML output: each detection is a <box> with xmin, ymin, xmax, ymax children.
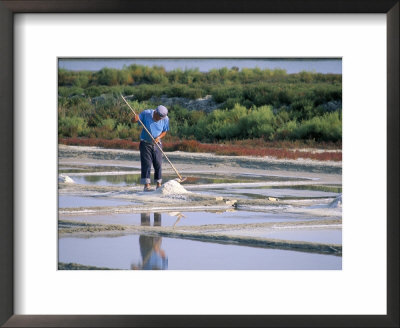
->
<box><xmin>143</xmin><ymin>185</ymin><xmax>153</xmax><ymax>192</ymax></box>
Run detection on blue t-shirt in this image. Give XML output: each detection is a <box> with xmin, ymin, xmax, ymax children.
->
<box><xmin>143</xmin><ymin>252</ymin><xmax>168</xmax><ymax>270</ymax></box>
<box><xmin>138</xmin><ymin>109</ymin><xmax>169</xmax><ymax>143</ymax></box>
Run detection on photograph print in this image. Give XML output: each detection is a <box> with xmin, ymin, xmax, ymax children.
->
<box><xmin>58</xmin><ymin>58</ymin><xmax>342</xmax><ymax>270</ymax></box>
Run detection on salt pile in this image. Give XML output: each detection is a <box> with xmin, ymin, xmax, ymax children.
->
<box><xmin>156</xmin><ymin>180</ymin><xmax>190</xmax><ymax>195</ymax></box>
<box><xmin>59</xmin><ymin>175</ymin><xmax>75</xmax><ymax>184</ymax></box>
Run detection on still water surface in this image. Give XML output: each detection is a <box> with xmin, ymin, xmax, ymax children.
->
<box><xmin>59</xmin><ymin>234</ymin><xmax>341</xmax><ymax>270</ymax></box>
<box><xmin>66</xmin><ymin>173</ymin><xmax>297</xmax><ymax>187</ymax></box>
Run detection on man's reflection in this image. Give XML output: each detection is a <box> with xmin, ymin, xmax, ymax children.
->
<box><xmin>132</xmin><ymin>212</ymin><xmax>168</xmax><ymax>270</ymax></box>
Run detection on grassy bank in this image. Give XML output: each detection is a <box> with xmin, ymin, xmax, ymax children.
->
<box><xmin>58</xmin><ymin>65</ymin><xmax>342</xmax><ymax>144</ymax></box>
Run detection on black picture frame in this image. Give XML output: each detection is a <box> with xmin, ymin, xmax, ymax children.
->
<box><xmin>0</xmin><ymin>1</ymin><xmax>398</xmax><ymax>327</ymax></box>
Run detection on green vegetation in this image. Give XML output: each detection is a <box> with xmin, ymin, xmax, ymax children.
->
<box><xmin>58</xmin><ymin>65</ymin><xmax>342</xmax><ymax>143</ymax></box>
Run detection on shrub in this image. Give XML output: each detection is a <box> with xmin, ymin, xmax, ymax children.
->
<box><xmin>293</xmin><ymin>111</ymin><xmax>342</xmax><ymax>141</ymax></box>
<box><xmin>58</xmin><ymin>116</ymin><xmax>89</xmax><ymax>137</ymax></box>
<box><xmin>96</xmin><ymin>68</ymin><xmax>119</xmax><ymax>86</ymax></box>
<box><xmin>100</xmin><ymin>118</ymin><xmax>116</xmax><ymax>130</ymax></box>
<box><xmin>116</xmin><ymin>123</ymin><xmax>133</xmax><ymax>139</ymax></box>
<box><xmin>290</xmin><ymin>98</ymin><xmax>315</xmax><ymax>120</ymax></box>
<box><xmin>224</xmin><ymin>97</ymin><xmax>244</xmax><ymax>109</ymax></box>
<box><xmin>93</xmin><ymin>126</ymin><xmax>117</xmax><ymax>139</ymax></box>
<box><xmin>238</xmin><ymin>106</ymin><xmax>275</xmax><ymax>139</ymax></box>
<box><xmin>274</xmin><ymin>120</ymin><xmax>298</xmax><ymax>140</ymax></box>
<box><xmin>211</xmin><ymin>85</ymin><xmax>243</xmax><ymax>103</ymax></box>
<box><xmin>85</xmin><ymin>86</ymin><xmax>111</xmax><ymax>98</ymax></box>
<box><xmin>73</xmin><ymin>75</ymin><xmax>89</xmax><ymax>88</ymax></box>
<box><xmin>58</xmin><ymin>86</ymin><xmax>84</xmax><ymax>98</ymax></box>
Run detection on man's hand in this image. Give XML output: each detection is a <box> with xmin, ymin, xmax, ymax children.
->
<box><xmin>154</xmin><ymin>131</ymin><xmax>167</xmax><ymax>144</ymax></box>
<box><xmin>131</xmin><ymin>114</ymin><xmax>139</xmax><ymax>123</ymax></box>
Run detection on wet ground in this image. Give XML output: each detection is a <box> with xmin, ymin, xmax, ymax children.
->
<box><xmin>58</xmin><ymin>145</ymin><xmax>342</xmax><ymax>270</ymax></box>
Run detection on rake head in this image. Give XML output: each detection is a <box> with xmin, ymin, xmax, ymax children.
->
<box><xmin>174</xmin><ymin>177</ymin><xmax>187</xmax><ymax>183</ymax></box>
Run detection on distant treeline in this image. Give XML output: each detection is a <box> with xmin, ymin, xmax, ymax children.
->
<box><xmin>58</xmin><ymin>65</ymin><xmax>342</xmax><ymax>143</ymax></box>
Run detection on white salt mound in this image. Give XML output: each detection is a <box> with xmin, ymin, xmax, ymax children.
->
<box><xmin>59</xmin><ymin>175</ymin><xmax>75</xmax><ymax>184</ymax></box>
<box><xmin>157</xmin><ymin>180</ymin><xmax>189</xmax><ymax>195</ymax></box>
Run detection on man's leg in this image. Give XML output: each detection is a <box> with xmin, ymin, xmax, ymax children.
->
<box><xmin>140</xmin><ymin>141</ymin><xmax>152</xmax><ymax>189</ymax></box>
<box><xmin>154</xmin><ymin>212</ymin><xmax>161</xmax><ymax>226</ymax></box>
<box><xmin>153</xmin><ymin>143</ymin><xmax>163</xmax><ymax>188</ymax></box>
<box><xmin>140</xmin><ymin>212</ymin><xmax>150</xmax><ymax>226</ymax></box>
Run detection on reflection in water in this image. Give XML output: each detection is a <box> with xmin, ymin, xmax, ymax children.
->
<box><xmin>168</xmin><ymin>212</ymin><xmax>186</xmax><ymax>228</ymax></box>
<box><xmin>131</xmin><ymin>213</ymin><xmax>168</xmax><ymax>270</ymax></box>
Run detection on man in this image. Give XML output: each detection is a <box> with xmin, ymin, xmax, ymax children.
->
<box><xmin>131</xmin><ymin>213</ymin><xmax>168</xmax><ymax>270</ymax></box>
<box><xmin>132</xmin><ymin>105</ymin><xmax>169</xmax><ymax>191</ymax></box>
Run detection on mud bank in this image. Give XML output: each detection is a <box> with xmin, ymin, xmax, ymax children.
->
<box><xmin>58</xmin><ymin>262</ymin><xmax>113</xmax><ymax>270</ymax></box>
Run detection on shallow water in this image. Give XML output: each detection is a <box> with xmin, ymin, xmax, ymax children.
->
<box><xmin>59</xmin><ymin>165</ymin><xmax>137</xmax><ymax>174</ymax></box>
<box><xmin>58</xmin><ymin>234</ymin><xmax>341</xmax><ymax>270</ymax></box>
<box><xmin>59</xmin><ymin>195</ymin><xmax>133</xmax><ymax>208</ymax></box>
<box><xmin>65</xmin><ymin>172</ymin><xmax>301</xmax><ymax>187</ymax></box>
<box><xmin>71</xmin><ymin>175</ymin><xmax>140</xmax><ymax>186</ymax></box>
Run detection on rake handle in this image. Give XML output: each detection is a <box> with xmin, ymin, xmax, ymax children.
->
<box><xmin>120</xmin><ymin>94</ymin><xmax>184</xmax><ymax>181</ymax></box>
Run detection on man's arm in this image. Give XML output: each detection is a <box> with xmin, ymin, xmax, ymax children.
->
<box><xmin>154</xmin><ymin>131</ymin><xmax>167</xmax><ymax>144</ymax></box>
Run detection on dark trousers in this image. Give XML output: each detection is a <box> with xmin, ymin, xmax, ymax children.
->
<box><xmin>140</xmin><ymin>212</ymin><xmax>162</xmax><ymax>226</ymax></box>
<box><xmin>139</xmin><ymin>141</ymin><xmax>162</xmax><ymax>184</ymax></box>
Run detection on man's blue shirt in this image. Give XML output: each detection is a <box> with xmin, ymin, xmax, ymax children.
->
<box><xmin>138</xmin><ymin>109</ymin><xmax>169</xmax><ymax>142</ymax></box>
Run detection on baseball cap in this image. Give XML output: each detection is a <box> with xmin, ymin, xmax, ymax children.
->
<box><xmin>156</xmin><ymin>105</ymin><xmax>168</xmax><ymax>118</ymax></box>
